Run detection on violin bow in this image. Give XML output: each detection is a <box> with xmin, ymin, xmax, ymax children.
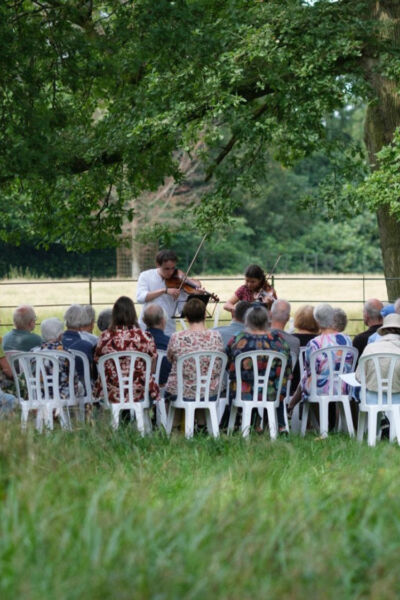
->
<box><xmin>265</xmin><ymin>254</ymin><xmax>282</xmax><ymax>282</ymax></box>
<box><xmin>172</xmin><ymin>233</ymin><xmax>208</xmax><ymax>315</ymax></box>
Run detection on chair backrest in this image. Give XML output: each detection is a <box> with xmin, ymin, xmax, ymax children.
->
<box><xmin>10</xmin><ymin>352</ymin><xmax>61</xmax><ymax>403</ymax></box>
<box><xmin>298</xmin><ymin>346</ymin><xmax>307</xmax><ymax>375</ymax></box>
<box><xmin>358</xmin><ymin>352</ymin><xmax>400</xmax><ymax>406</ymax></box>
<box><xmin>176</xmin><ymin>350</ymin><xmax>227</xmax><ymax>403</ymax></box>
<box><xmin>41</xmin><ymin>349</ymin><xmax>76</xmax><ymax>399</ymax></box>
<box><xmin>309</xmin><ymin>345</ymin><xmax>358</xmax><ymax>397</ymax></box>
<box><xmin>234</xmin><ymin>350</ymin><xmax>288</xmax><ymax>406</ymax></box>
<box><xmin>69</xmin><ymin>348</ymin><xmax>92</xmax><ymax>399</ymax></box>
<box><xmin>97</xmin><ymin>351</ymin><xmax>152</xmax><ymax>406</ymax></box>
<box><xmin>154</xmin><ymin>350</ymin><xmax>167</xmax><ymax>385</ymax></box>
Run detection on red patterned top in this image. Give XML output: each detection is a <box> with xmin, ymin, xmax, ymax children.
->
<box><xmin>235</xmin><ymin>283</ymin><xmax>277</xmax><ymax>306</ymax></box>
<box><xmin>94</xmin><ymin>326</ymin><xmax>159</xmax><ymax>403</ymax></box>
<box><xmin>166</xmin><ymin>330</ymin><xmax>224</xmax><ymax>399</ymax></box>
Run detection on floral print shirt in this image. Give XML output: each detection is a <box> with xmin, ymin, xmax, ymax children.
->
<box><xmin>226</xmin><ymin>331</ymin><xmax>292</xmax><ymax>402</ymax></box>
<box><xmin>301</xmin><ymin>333</ymin><xmax>354</xmax><ymax>398</ymax></box>
<box><xmin>94</xmin><ymin>326</ymin><xmax>159</xmax><ymax>403</ymax></box>
<box><xmin>166</xmin><ymin>330</ymin><xmax>224</xmax><ymax>399</ymax></box>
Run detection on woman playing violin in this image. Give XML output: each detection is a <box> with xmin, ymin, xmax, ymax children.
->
<box><xmin>136</xmin><ymin>249</ymin><xmax>206</xmax><ymax>336</ymax></box>
<box><xmin>223</xmin><ymin>264</ymin><xmax>277</xmax><ymax>315</ymax></box>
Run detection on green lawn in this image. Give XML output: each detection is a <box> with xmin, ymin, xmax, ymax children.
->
<box><xmin>1</xmin><ymin>419</ymin><xmax>399</xmax><ymax>599</ymax></box>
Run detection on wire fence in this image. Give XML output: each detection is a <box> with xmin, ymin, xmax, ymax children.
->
<box><xmin>0</xmin><ymin>274</ymin><xmax>395</xmax><ymax>334</ymax></box>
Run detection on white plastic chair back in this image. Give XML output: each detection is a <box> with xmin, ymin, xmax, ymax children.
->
<box><xmin>298</xmin><ymin>346</ymin><xmax>307</xmax><ymax>375</ymax></box>
<box><xmin>9</xmin><ymin>352</ymin><xmax>70</xmax><ymax>431</ymax></box>
<box><xmin>42</xmin><ymin>349</ymin><xmax>76</xmax><ymax>404</ymax></box>
<box><xmin>69</xmin><ymin>349</ymin><xmax>93</xmax><ymax>400</ymax></box>
<box><xmin>234</xmin><ymin>350</ymin><xmax>287</xmax><ymax>407</ymax></box>
<box><xmin>176</xmin><ymin>351</ymin><xmax>227</xmax><ymax>403</ymax></box>
<box><xmin>97</xmin><ymin>351</ymin><xmax>153</xmax><ymax>433</ymax></box>
<box><xmin>154</xmin><ymin>349</ymin><xmax>168</xmax><ymax>430</ymax></box>
<box><xmin>359</xmin><ymin>353</ymin><xmax>400</xmax><ymax>406</ymax></box>
<box><xmin>309</xmin><ymin>345</ymin><xmax>358</xmax><ymax>398</ymax></box>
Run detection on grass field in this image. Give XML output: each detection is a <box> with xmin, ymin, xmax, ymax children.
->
<box><xmin>0</xmin><ymin>273</ymin><xmax>388</xmax><ymax>337</ymax></box>
<box><xmin>1</xmin><ymin>418</ymin><xmax>400</xmax><ymax>599</ymax></box>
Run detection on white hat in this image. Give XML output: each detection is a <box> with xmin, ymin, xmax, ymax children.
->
<box><xmin>377</xmin><ymin>313</ymin><xmax>400</xmax><ymax>335</ymax></box>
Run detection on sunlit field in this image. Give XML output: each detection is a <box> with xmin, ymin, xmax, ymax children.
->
<box><xmin>0</xmin><ymin>273</ymin><xmax>387</xmax><ymax>336</ymax></box>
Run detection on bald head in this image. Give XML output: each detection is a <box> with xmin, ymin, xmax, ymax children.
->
<box><xmin>271</xmin><ymin>299</ymin><xmax>291</xmax><ymax>329</ymax></box>
<box><xmin>363</xmin><ymin>298</ymin><xmax>383</xmax><ymax>326</ymax></box>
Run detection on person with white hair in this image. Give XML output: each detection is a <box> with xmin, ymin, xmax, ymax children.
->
<box><xmin>288</xmin><ymin>303</ymin><xmax>353</xmax><ymax>418</ymax></box>
<box><xmin>97</xmin><ymin>308</ymin><xmax>112</xmax><ymax>332</ymax></box>
<box><xmin>367</xmin><ymin>297</ymin><xmax>400</xmax><ymax>345</ymax></box>
<box><xmin>33</xmin><ymin>317</ymin><xmax>80</xmax><ymax>398</ymax></box>
<box><xmin>62</xmin><ymin>305</ymin><xmax>94</xmax><ymax>380</ymax></box>
<box><xmin>79</xmin><ymin>305</ymin><xmax>98</xmax><ymax>346</ymax></box>
<box><xmin>2</xmin><ymin>305</ymin><xmax>42</xmax><ymax>352</ymax></box>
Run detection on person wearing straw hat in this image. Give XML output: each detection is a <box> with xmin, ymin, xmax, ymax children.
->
<box><xmin>356</xmin><ymin>313</ymin><xmax>400</xmax><ymax>404</ymax></box>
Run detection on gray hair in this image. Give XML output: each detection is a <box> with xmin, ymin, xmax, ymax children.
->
<box><xmin>13</xmin><ymin>305</ymin><xmax>36</xmax><ymax>330</ymax></box>
<box><xmin>364</xmin><ymin>299</ymin><xmax>383</xmax><ymax>321</ymax></box>
<box><xmin>64</xmin><ymin>304</ymin><xmax>84</xmax><ymax>329</ymax></box>
<box><xmin>97</xmin><ymin>308</ymin><xmax>112</xmax><ymax>332</ymax></box>
<box><xmin>41</xmin><ymin>317</ymin><xmax>64</xmax><ymax>342</ymax></box>
<box><xmin>80</xmin><ymin>305</ymin><xmax>95</xmax><ymax>327</ymax></box>
<box><xmin>313</xmin><ymin>303</ymin><xmax>335</xmax><ymax>329</ymax></box>
<box><xmin>142</xmin><ymin>304</ymin><xmax>167</xmax><ymax>329</ymax></box>
<box><xmin>395</xmin><ymin>298</ymin><xmax>400</xmax><ymax>314</ymax></box>
<box><xmin>271</xmin><ymin>299</ymin><xmax>291</xmax><ymax>323</ymax></box>
<box><xmin>332</xmin><ymin>308</ymin><xmax>347</xmax><ymax>332</ymax></box>
<box><xmin>245</xmin><ymin>306</ymin><xmax>269</xmax><ymax>332</ymax></box>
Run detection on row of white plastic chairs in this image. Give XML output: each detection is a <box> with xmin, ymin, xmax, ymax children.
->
<box><xmin>7</xmin><ymin>346</ymin><xmax>400</xmax><ymax>445</ymax></box>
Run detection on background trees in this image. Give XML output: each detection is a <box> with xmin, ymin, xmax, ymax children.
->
<box><xmin>1</xmin><ymin>2</ymin><xmax>399</xmax><ymax>293</ymax></box>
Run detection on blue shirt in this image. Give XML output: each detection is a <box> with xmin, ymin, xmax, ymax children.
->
<box><xmin>62</xmin><ymin>330</ymin><xmax>94</xmax><ymax>380</ymax></box>
<box><xmin>146</xmin><ymin>327</ymin><xmax>171</xmax><ymax>385</ymax></box>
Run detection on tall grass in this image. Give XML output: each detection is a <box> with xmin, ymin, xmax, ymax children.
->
<box><xmin>1</xmin><ymin>418</ymin><xmax>400</xmax><ymax>599</ymax></box>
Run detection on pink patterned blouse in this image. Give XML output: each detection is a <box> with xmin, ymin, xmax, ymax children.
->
<box><xmin>166</xmin><ymin>330</ymin><xmax>224</xmax><ymax>399</ymax></box>
<box><xmin>94</xmin><ymin>326</ymin><xmax>159</xmax><ymax>403</ymax></box>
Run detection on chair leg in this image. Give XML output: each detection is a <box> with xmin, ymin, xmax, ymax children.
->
<box><xmin>21</xmin><ymin>405</ymin><xmax>29</xmax><ymax>431</ymax></box>
<box><xmin>290</xmin><ymin>404</ymin><xmax>301</xmax><ymax>435</ymax></box>
<box><xmin>367</xmin><ymin>411</ymin><xmax>378</xmax><ymax>447</ymax></box>
<box><xmin>111</xmin><ymin>406</ymin><xmax>120</xmax><ymax>430</ymax></box>
<box><xmin>184</xmin><ymin>405</ymin><xmax>195</xmax><ymax>439</ymax></box>
<box><xmin>266</xmin><ymin>404</ymin><xmax>278</xmax><ymax>440</ymax></box>
<box><xmin>227</xmin><ymin>406</ymin><xmax>238</xmax><ymax>434</ymax></box>
<box><xmin>319</xmin><ymin>401</ymin><xmax>329</xmax><ymax>438</ymax></box>
<box><xmin>301</xmin><ymin>403</ymin><xmax>309</xmax><ymax>437</ymax></box>
<box><xmin>241</xmin><ymin>406</ymin><xmax>252</xmax><ymax>438</ymax></box>
<box><xmin>207</xmin><ymin>406</ymin><xmax>219</xmax><ymax>438</ymax></box>
<box><xmin>341</xmin><ymin>400</ymin><xmax>354</xmax><ymax>437</ymax></box>
<box><xmin>166</xmin><ymin>403</ymin><xmax>176</xmax><ymax>435</ymax></box>
<box><xmin>357</xmin><ymin>411</ymin><xmax>367</xmax><ymax>442</ymax></box>
<box><xmin>391</xmin><ymin>410</ymin><xmax>400</xmax><ymax>445</ymax></box>
<box><xmin>156</xmin><ymin>398</ymin><xmax>168</xmax><ymax>431</ymax></box>
<box><xmin>134</xmin><ymin>405</ymin><xmax>146</xmax><ymax>436</ymax></box>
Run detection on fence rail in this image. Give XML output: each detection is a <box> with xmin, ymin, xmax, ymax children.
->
<box><xmin>0</xmin><ymin>274</ymin><xmax>395</xmax><ymax>334</ymax></box>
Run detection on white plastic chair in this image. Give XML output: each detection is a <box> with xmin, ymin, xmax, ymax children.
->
<box><xmin>227</xmin><ymin>350</ymin><xmax>288</xmax><ymax>439</ymax></box>
<box><xmin>357</xmin><ymin>353</ymin><xmax>400</xmax><ymax>446</ymax></box>
<box><xmin>69</xmin><ymin>348</ymin><xmax>93</xmax><ymax>421</ymax></box>
<box><xmin>154</xmin><ymin>349</ymin><xmax>168</xmax><ymax>430</ymax></box>
<box><xmin>43</xmin><ymin>349</ymin><xmax>78</xmax><ymax>413</ymax></box>
<box><xmin>10</xmin><ymin>352</ymin><xmax>71</xmax><ymax>432</ymax></box>
<box><xmin>301</xmin><ymin>345</ymin><xmax>358</xmax><ymax>438</ymax></box>
<box><xmin>97</xmin><ymin>351</ymin><xmax>153</xmax><ymax>434</ymax></box>
<box><xmin>166</xmin><ymin>350</ymin><xmax>227</xmax><ymax>439</ymax></box>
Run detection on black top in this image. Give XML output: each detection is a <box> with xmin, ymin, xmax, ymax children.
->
<box><xmin>146</xmin><ymin>327</ymin><xmax>171</xmax><ymax>385</ymax></box>
<box><xmin>291</xmin><ymin>332</ymin><xmax>318</xmax><ymax>391</ymax></box>
<box><xmin>352</xmin><ymin>324</ymin><xmax>381</xmax><ymax>363</ymax></box>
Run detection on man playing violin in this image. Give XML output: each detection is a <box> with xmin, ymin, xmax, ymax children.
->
<box><xmin>136</xmin><ymin>249</ymin><xmax>204</xmax><ymax>336</ymax></box>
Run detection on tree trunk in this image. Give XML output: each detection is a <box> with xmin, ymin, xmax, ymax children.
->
<box><xmin>363</xmin><ymin>0</ymin><xmax>400</xmax><ymax>300</ymax></box>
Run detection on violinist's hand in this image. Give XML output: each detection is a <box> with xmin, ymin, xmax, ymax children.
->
<box><xmin>166</xmin><ymin>287</ymin><xmax>180</xmax><ymax>299</ymax></box>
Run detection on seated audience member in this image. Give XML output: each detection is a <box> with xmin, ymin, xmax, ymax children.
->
<box><xmin>97</xmin><ymin>308</ymin><xmax>112</xmax><ymax>332</ymax></box>
<box><xmin>0</xmin><ymin>317</ymin><xmax>17</xmax><ymax>415</ymax></box>
<box><xmin>226</xmin><ymin>305</ymin><xmax>292</xmax><ymax>433</ymax></box>
<box><xmin>288</xmin><ymin>304</ymin><xmax>353</xmax><ymax>421</ymax></box>
<box><xmin>94</xmin><ymin>296</ymin><xmax>159</xmax><ymax>403</ymax></box>
<box><xmin>368</xmin><ymin>298</ymin><xmax>400</xmax><ymax>344</ymax></box>
<box><xmin>270</xmin><ymin>299</ymin><xmax>300</xmax><ymax>360</ymax></box>
<box><xmin>80</xmin><ymin>305</ymin><xmax>98</xmax><ymax>346</ymax></box>
<box><xmin>356</xmin><ymin>313</ymin><xmax>400</xmax><ymax>404</ymax></box>
<box><xmin>291</xmin><ymin>305</ymin><xmax>319</xmax><ymax>391</ymax></box>
<box><xmin>212</xmin><ymin>300</ymin><xmax>252</xmax><ymax>348</ymax></box>
<box><xmin>62</xmin><ymin>305</ymin><xmax>94</xmax><ymax>380</ymax></box>
<box><xmin>165</xmin><ymin>298</ymin><xmax>224</xmax><ymax>421</ymax></box>
<box><xmin>332</xmin><ymin>308</ymin><xmax>348</xmax><ymax>333</ymax></box>
<box><xmin>34</xmin><ymin>317</ymin><xmax>81</xmax><ymax>399</ymax></box>
<box><xmin>142</xmin><ymin>304</ymin><xmax>171</xmax><ymax>385</ymax></box>
<box><xmin>352</xmin><ymin>299</ymin><xmax>383</xmax><ymax>357</ymax></box>
<box><xmin>2</xmin><ymin>305</ymin><xmax>42</xmax><ymax>352</ymax></box>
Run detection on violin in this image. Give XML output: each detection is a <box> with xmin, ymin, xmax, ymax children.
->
<box><xmin>165</xmin><ymin>270</ymin><xmax>219</xmax><ymax>302</ymax></box>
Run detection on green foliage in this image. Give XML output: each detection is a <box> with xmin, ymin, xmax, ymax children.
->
<box><xmin>2</xmin><ymin>421</ymin><xmax>400</xmax><ymax>598</ymax></box>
